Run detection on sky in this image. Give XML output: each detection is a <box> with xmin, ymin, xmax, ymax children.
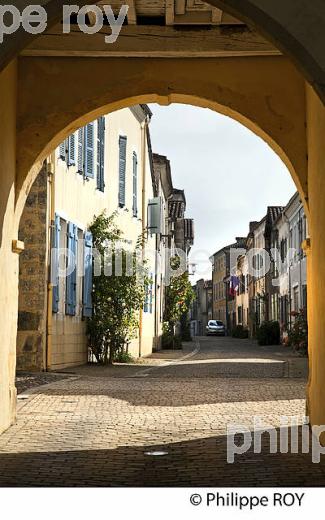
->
<box><xmin>148</xmin><ymin>103</ymin><xmax>296</xmax><ymax>283</ymax></box>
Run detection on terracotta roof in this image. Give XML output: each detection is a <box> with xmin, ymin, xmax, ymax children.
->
<box><xmin>212</xmin><ymin>237</ymin><xmax>246</xmax><ymax>258</ymax></box>
<box><xmin>267</xmin><ymin>206</ymin><xmax>284</xmax><ymax>224</ymax></box>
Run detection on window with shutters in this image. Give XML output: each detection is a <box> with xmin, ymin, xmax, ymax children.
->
<box><xmin>144</xmin><ymin>276</ymin><xmax>154</xmax><ymax>314</ymax></box>
<box><xmin>84</xmin><ymin>122</ymin><xmax>95</xmax><ymax>178</ymax></box>
<box><xmin>293</xmin><ymin>286</ymin><xmax>299</xmax><ymax>312</ymax></box>
<box><xmin>118</xmin><ymin>136</ymin><xmax>127</xmax><ymax>207</ymax></box>
<box><xmin>68</xmin><ymin>133</ymin><xmax>76</xmax><ymax>166</ymax></box>
<box><xmin>59</xmin><ymin>140</ymin><xmax>67</xmax><ymax>162</ymax></box>
<box><xmin>83</xmin><ymin>231</ymin><xmax>93</xmax><ymax>317</ymax></box>
<box><xmin>132</xmin><ymin>152</ymin><xmax>138</xmax><ymax>217</ymax></box>
<box><xmin>66</xmin><ymin>222</ymin><xmax>78</xmax><ymax>316</ymax></box>
<box><xmin>77</xmin><ymin>128</ymin><xmax>84</xmax><ymax>174</ymax></box>
<box><xmin>96</xmin><ymin>117</ymin><xmax>105</xmax><ymax>192</ymax></box>
<box><xmin>149</xmin><ymin>276</ymin><xmax>154</xmax><ymax>314</ymax></box>
<box><xmin>144</xmin><ymin>286</ymin><xmax>149</xmax><ymax>313</ymax></box>
<box><xmin>52</xmin><ymin>214</ymin><xmax>61</xmax><ymax>313</ymax></box>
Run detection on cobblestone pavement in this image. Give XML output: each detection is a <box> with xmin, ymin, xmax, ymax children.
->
<box><xmin>16</xmin><ymin>372</ymin><xmax>73</xmax><ymax>395</ymax></box>
<box><xmin>0</xmin><ymin>337</ymin><xmax>322</xmax><ymax>487</ymax></box>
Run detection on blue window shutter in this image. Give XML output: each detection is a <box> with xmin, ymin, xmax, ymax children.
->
<box><xmin>84</xmin><ymin>122</ymin><xmax>95</xmax><ymax>178</ymax></box>
<box><xmin>144</xmin><ymin>277</ymin><xmax>151</xmax><ymax>314</ymax></box>
<box><xmin>118</xmin><ymin>136</ymin><xmax>127</xmax><ymax>207</ymax></box>
<box><xmin>149</xmin><ymin>275</ymin><xmax>153</xmax><ymax>314</ymax></box>
<box><xmin>83</xmin><ymin>231</ymin><xmax>93</xmax><ymax>318</ymax></box>
<box><xmin>68</xmin><ymin>133</ymin><xmax>76</xmax><ymax>166</ymax></box>
<box><xmin>132</xmin><ymin>152</ymin><xmax>138</xmax><ymax>217</ymax></box>
<box><xmin>59</xmin><ymin>141</ymin><xmax>66</xmax><ymax>161</ymax></box>
<box><xmin>96</xmin><ymin>117</ymin><xmax>105</xmax><ymax>192</ymax></box>
<box><xmin>144</xmin><ymin>289</ymin><xmax>149</xmax><ymax>313</ymax></box>
<box><xmin>52</xmin><ymin>214</ymin><xmax>61</xmax><ymax>313</ymax></box>
<box><xmin>77</xmin><ymin>128</ymin><xmax>84</xmax><ymax>174</ymax></box>
<box><xmin>66</xmin><ymin>222</ymin><xmax>78</xmax><ymax>316</ymax></box>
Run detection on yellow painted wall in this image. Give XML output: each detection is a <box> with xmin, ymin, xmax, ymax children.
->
<box><xmin>16</xmin><ymin>56</ymin><xmax>308</xmax><ymax>224</ymax></box>
<box><xmin>1</xmin><ymin>52</ymin><xmax>325</xmax><ymax>436</ymax></box>
<box><xmin>212</xmin><ymin>253</ymin><xmax>227</xmax><ymax>323</ymax></box>
<box><xmin>0</xmin><ymin>61</ymin><xmax>18</xmax><ymax>433</ymax></box>
<box><xmin>51</xmin><ymin>107</ymin><xmax>156</xmax><ymax>368</ymax></box>
<box><xmin>306</xmin><ymin>85</ymin><xmax>325</xmax><ymax>436</ymax></box>
<box><xmin>236</xmin><ymin>259</ymin><xmax>249</xmax><ymax>327</ymax></box>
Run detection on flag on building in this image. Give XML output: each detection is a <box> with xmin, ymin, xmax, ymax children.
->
<box><xmin>229</xmin><ymin>275</ymin><xmax>239</xmax><ymax>297</ymax></box>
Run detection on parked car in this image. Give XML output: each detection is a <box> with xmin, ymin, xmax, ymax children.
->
<box><xmin>206</xmin><ymin>320</ymin><xmax>226</xmax><ymax>336</ymax></box>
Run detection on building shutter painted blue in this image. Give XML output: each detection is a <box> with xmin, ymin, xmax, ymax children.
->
<box><xmin>83</xmin><ymin>231</ymin><xmax>93</xmax><ymax>318</ymax></box>
<box><xmin>52</xmin><ymin>214</ymin><xmax>61</xmax><ymax>313</ymax></box>
<box><xmin>66</xmin><ymin>222</ymin><xmax>78</xmax><ymax>316</ymax></box>
<box><xmin>68</xmin><ymin>133</ymin><xmax>76</xmax><ymax>166</ymax></box>
<box><xmin>77</xmin><ymin>128</ymin><xmax>84</xmax><ymax>174</ymax></box>
<box><xmin>96</xmin><ymin>117</ymin><xmax>105</xmax><ymax>192</ymax></box>
<box><xmin>144</xmin><ymin>286</ymin><xmax>149</xmax><ymax>313</ymax></box>
<box><xmin>118</xmin><ymin>136</ymin><xmax>127</xmax><ymax>207</ymax></box>
<box><xmin>132</xmin><ymin>152</ymin><xmax>138</xmax><ymax>217</ymax></box>
<box><xmin>59</xmin><ymin>141</ymin><xmax>66</xmax><ymax>161</ymax></box>
<box><xmin>149</xmin><ymin>275</ymin><xmax>153</xmax><ymax>314</ymax></box>
<box><xmin>84</xmin><ymin>122</ymin><xmax>95</xmax><ymax>178</ymax></box>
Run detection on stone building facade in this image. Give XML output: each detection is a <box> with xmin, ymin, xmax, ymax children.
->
<box><xmin>235</xmin><ymin>254</ymin><xmax>249</xmax><ymax>328</ymax></box>
<box><xmin>272</xmin><ymin>192</ymin><xmax>308</xmax><ymax>340</ymax></box>
<box><xmin>212</xmin><ymin>238</ymin><xmax>246</xmax><ymax>332</ymax></box>
<box><xmin>190</xmin><ymin>279</ymin><xmax>213</xmax><ymax>336</ymax></box>
<box><xmin>16</xmin><ymin>166</ymin><xmax>49</xmax><ymax>371</ymax></box>
<box><xmin>212</xmin><ymin>248</ymin><xmax>228</xmax><ymax>325</ymax></box>
<box><xmin>212</xmin><ymin>195</ymin><xmax>308</xmax><ymax>340</ymax></box>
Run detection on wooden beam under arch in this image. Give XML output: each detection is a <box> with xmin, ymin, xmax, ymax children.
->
<box><xmin>21</xmin><ymin>26</ymin><xmax>281</xmax><ymax>58</ymax></box>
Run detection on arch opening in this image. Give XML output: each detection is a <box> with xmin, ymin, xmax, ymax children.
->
<box><xmin>12</xmin><ymin>99</ymin><xmax>311</xmax><ymax>487</ymax></box>
<box><xmin>15</xmin><ymin>89</ymin><xmax>308</xmax><ymax>232</ymax></box>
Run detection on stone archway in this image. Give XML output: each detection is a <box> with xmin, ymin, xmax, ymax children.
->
<box><xmin>0</xmin><ymin>0</ymin><xmax>325</xmax><ymax>105</ymax></box>
<box><xmin>11</xmin><ymin>53</ymin><xmax>313</xmax><ymax>425</ymax></box>
<box><xmin>207</xmin><ymin>0</ymin><xmax>325</xmax><ymax>103</ymax></box>
<box><xmin>0</xmin><ymin>2</ymin><xmax>325</xmax><ymax>439</ymax></box>
<box><xmin>15</xmin><ymin>55</ymin><xmax>308</xmax><ymax>227</ymax></box>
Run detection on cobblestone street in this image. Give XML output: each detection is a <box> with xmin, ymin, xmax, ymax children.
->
<box><xmin>0</xmin><ymin>337</ymin><xmax>323</xmax><ymax>487</ymax></box>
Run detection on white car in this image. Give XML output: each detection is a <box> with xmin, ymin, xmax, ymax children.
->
<box><xmin>206</xmin><ymin>320</ymin><xmax>226</xmax><ymax>336</ymax></box>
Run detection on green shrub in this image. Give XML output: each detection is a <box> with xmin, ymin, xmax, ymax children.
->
<box><xmin>288</xmin><ymin>310</ymin><xmax>308</xmax><ymax>356</ymax></box>
<box><xmin>161</xmin><ymin>326</ymin><xmax>182</xmax><ymax>350</ymax></box>
<box><xmin>161</xmin><ymin>330</ymin><xmax>173</xmax><ymax>349</ymax></box>
<box><xmin>113</xmin><ymin>351</ymin><xmax>135</xmax><ymax>363</ymax></box>
<box><xmin>87</xmin><ymin>211</ymin><xmax>149</xmax><ymax>364</ymax></box>
<box><xmin>232</xmin><ymin>325</ymin><xmax>249</xmax><ymax>339</ymax></box>
<box><xmin>257</xmin><ymin>321</ymin><xmax>280</xmax><ymax>346</ymax></box>
<box><xmin>180</xmin><ymin>315</ymin><xmax>192</xmax><ymax>342</ymax></box>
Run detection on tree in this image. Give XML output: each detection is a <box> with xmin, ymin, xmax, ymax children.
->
<box><xmin>87</xmin><ymin>211</ymin><xmax>149</xmax><ymax>364</ymax></box>
<box><xmin>163</xmin><ymin>256</ymin><xmax>195</xmax><ymax>348</ymax></box>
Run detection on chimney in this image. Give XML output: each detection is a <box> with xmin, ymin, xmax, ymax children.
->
<box><xmin>249</xmin><ymin>221</ymin><xmax>259</xmax><ymax>233</ymax></box>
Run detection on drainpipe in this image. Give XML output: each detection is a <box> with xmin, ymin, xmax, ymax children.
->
<box><xmin>46</xmin><ymin>152</ymin><xmax>56</xmax><ymax>371</ymax></box>
<box><xmin>138</xmin><ymin>115</ymin><xmax>150</xmax><ymax>358</ymax></box>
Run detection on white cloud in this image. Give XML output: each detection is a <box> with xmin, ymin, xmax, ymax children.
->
<box><xmin>149</xmin><ymin>103</ymin><xmax>296</xmax><ymax>282</ymax></box>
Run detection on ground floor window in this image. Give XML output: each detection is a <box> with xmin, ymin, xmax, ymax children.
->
<box><xmin>238</xmin><ymin>305</ymin><xmax>243</xmax><ymax>325</ymax></box>
<box><xmin>293</xmin><ymin>286</ymin><xmax>299</xmax><ymax>312</ymax></box>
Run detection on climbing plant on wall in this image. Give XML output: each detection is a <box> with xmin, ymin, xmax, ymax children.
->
<box><xmin>87</xmin><ymin>211</ymin><xmax>149</xmax><ymax>364</ymax></box>
<box><xmin>163</xmin><ymin>256</ymin><xmax>195</xmax><ymax>348</ymax></box>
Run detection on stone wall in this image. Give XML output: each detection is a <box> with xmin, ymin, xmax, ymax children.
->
<box><xmin>16</xmin><ymin>165</ymin><xmax>48</xmax><ymax>371</ymax></box>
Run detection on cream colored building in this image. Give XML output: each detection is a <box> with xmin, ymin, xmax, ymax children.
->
<box><xmin>17</xmin><ymin>105</ymin><xmax>158</xmax><ymax>370</ymax></box>
<box><xmin>235</xmin><ymin>255</ymin><xmax>249</xmax><ymax>328</ymax></box>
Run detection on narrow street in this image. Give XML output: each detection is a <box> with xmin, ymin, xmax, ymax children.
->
<box><xmin>0</xmin><ymin>337</ymin><xmax>323</xmax><ymax>487</ymax></box>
